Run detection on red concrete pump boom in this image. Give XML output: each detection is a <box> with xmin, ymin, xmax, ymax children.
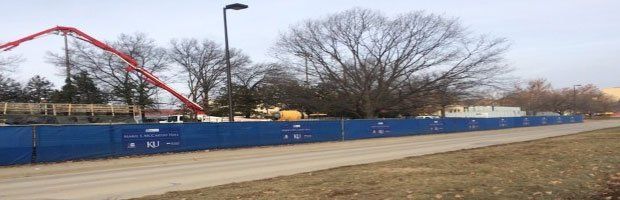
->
<box><xmin>0</xmin><ymin>26</ymin><xmax>205</xmax><ymax>114</ymax></box>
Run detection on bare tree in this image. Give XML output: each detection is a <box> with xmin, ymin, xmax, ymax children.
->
<box><xmin>48</xmin><ymin>33</ymin><xmax>170</xmax><ymax>116</ymax></box>
<box><xmin>0</xmin><ymin>55</ymin><xmax>23</xmax><ymax>72</ymax></box>
<box><xmin>168</xmin><ymin>38</ymin><xmax>250</xmax><ymax>113</ymax></box>
<box><xmin>574</xmin><ymin>84</ymin><xmax>617</xmax><ymax>115</ymax></box>
<box><xmin>274</xmin><ymin>8</ymin><xmax>510</xmax><ymax>118</ymax></box>
<box><xmin>499</xmin><ymin>79</ymin><xmax>618</xmax><ymax>116</ymax></box>
<box><xmin>500</xmin><ymin>79</ymin><xmax>553</xmax><ymax>115</ymax></box>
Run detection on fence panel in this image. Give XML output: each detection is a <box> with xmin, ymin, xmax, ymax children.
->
<box><xmin>35</xmin><ymin>125</ymin><xmax>113</xmax><ymax>163</ymax></box>
<box><xmin>179</xmin><ymin>123</ymin><xmax>220</xmax><ymax>151</ymax></box>
<box><xmin>478</xmin><ymin>118</ymin><xmax>500</xmax><ymax>130</ymax></box>
<box><xmin>343</xmin><ymin>119</ymin><xmax>447</xmax><ymax>140</ymax></box>
<box><xmin>277</xmin><ymin>120</ymin><xmax>342</xmax><ymax>144</ymax></box>
<box><xmin>0</xmin><ymin>126</ymin><xmax>32</xmax><ymax>165</ymax></box>
<box><xmin>0</xmin><ymin>115</ymin><xmax>585</xmax><ymax>166</ymax></box>
<box><xmin>216</xmin><ymin>122</ymin><xmax>265</xmax><ymax>148</ymax></box>
<box><xmin>344</xmin><ymin>119</ymin><xmax>405</xmax><ymax>140</ymax></box>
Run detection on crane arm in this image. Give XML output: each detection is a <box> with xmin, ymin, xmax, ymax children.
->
<box><xmin>0</xmin><ymin>26</ymin><xmax>205</xmax><ymax>114</ymax></box>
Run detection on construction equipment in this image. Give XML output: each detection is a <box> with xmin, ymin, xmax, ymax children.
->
<box><xmin>0</xmin><ymin>26</ymin><xmax>205</xmax><ymax>115</ymax></box>
<box><xmin>273</xmin><ymin>110</ymin><xmax>305</xmax><ymax>121</ymax></box>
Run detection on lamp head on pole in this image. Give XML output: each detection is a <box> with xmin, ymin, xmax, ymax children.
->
<box><xmin>225</xmin><ymin>3</ymin><xmax>248</xmax><ymax>10</ymax></box>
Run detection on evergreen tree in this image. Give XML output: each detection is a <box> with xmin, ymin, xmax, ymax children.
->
<box><xmin>0</xmin><ymin>74</ymin><xmax>24</xmax><ymax>102</ymax></box>
<box><xmin>73</xmin><ymin>71</ymin><xmax>106</xmax><ymax>104</ymax></box>
<box><xmin>24</xmin><ymin>75</ymin><xmax>55</xmax><ymax>102</ymax></box>
<box><xmin>215</xmin><ymin>84</ymin><xmax>261</xmax><ymax>118</ymax></box>
<box><xmin>51</xmin><ymin>77</ymin><xmax>78</xmax><ymax>103</ymax></box>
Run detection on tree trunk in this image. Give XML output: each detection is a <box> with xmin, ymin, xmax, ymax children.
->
<box><xmin>440</xmin><ymin>106</ymin><xmax>446</xmax><ymax>118</ymax></box>
<box><xmin>202</xmin><ymin>92</ymin><xmax>209</xmax><ymax>115</ymax></box>
<box><xmin>362</xmin><ymin>93</ymin><xmax>375</xmax><ymax>119</ymax></box>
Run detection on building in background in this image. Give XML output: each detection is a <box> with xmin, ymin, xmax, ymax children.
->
<box><xmin>602</xmin><ymin>87</ymin><xmax>620</xmax><ymax>101</ymax></box>
<box><xmin>601</xmin><ymin>87</ymin><xmax>620</xmax><ymax>117</ymax></box>
<box><xmin>438</xmin><ymin>106</ymin><xmax>526</xmax><ymax>118</ymax></box>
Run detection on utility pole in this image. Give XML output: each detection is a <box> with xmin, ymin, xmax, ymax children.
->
<box><xmin>63</xmin><ymin>33</ymin><xmax>71</xmax><ymax>81</ymax></box>
<box><xmin>295</xmin><ymin>52</ymin><xmax>310</xmax><ymax>86</ymax></box>
<box><xmin>304</xmin><ymin>56</ymin><xmax>309</xmax><ymax>86</ymax></box>
<box><xmin>573</xmin><ymin>84</ymin><xmax>581</xmax><ymax>114</ymax></box>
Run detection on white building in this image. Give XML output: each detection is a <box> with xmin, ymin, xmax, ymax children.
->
<box><xmin>444</xmin><ymin>106</ymin><xmax>526</xmax><ymax>118</ymax></box>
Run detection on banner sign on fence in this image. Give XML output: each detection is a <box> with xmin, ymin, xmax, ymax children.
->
<box><xmin>122</xmin><ymin>127</ymin><xmax>181</xmax><ymax>151</ymax></box>
<box><xmin>523</xmin><ymin>117</ymin><xmax>530</xmax><ymax>126</ymax></box>
<box><xmin>370</xmin><ymin>121</ymin><xmax>391</xmax><ymax>135</ymax></box>
<box><xmin>429</xmin><ymin>120</ymin><xmax>444</xmax><ymax>132</ymax></box>
<box><xmin>499</xmin><ymin>118</ymin><xmax>509</xmax><ymax>128</ymax></box>
<box><xmin>282</xmin><ymin>124</ymin><xmax>312</xmax><ymax>142</ymax></box>
<box><xmin>468</xmin><ymin>119</ymin><xmax>479</xmax><ymax>130</ymax></box>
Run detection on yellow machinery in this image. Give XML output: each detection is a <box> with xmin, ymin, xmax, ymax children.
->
<box><xmin>274</xmin><ymin>110</ymin><xmax>304</xmax><ymax>121</ymax></box>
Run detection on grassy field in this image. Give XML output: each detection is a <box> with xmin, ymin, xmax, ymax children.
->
<box><xmin>137</xmin><ymin>127</ymin><xmax>620</xmax><ymax>200</ymax></box>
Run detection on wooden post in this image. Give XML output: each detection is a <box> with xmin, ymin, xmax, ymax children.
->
<box><xmin>90</xmin><ymin>104</ymin><xmax>95</xmax><ymax>116</ymax></box>
<box><xmin>110</xmin><ymin>104</ymin><xmax>115</xmax><ymax>116</ymax></box>
<box><xmin>3</xmin><ymin>102</ymin><xmax>7</xmax><ymax>115</ymax></box>
<box><xmin>136</xmin><ymin>105</ymin><xmax>142</xmax><ymax>118</ymax></box>
<box><xmin>44</xmin><ymin>103</ymin><xmax>48</xmax><ymax>115</ymax></box>
<box><xmin>68</xmin><ymin>104</ymin><xmax>72</xmax><ymax>116</ymax></box>
<box><xmin>52</xmin><ymin>104</ymin><xmax>57</xmax><ymax>116</ymax></box>
<box><xmin>29</xmin><ymin>103</ymin><xmax>33</xmax><ymax>115</ymax></box>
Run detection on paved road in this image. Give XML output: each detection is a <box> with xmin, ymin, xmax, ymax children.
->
<box><xmin>0</xmin><ymin>120</ymin><xmax>617</xmax><ymax>200</ymax></box>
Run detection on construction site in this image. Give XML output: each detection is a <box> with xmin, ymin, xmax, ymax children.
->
<box><xmin>0</xmin><ymin>1</ymin><xmax>618</xmax><ymax>199</ymax></box>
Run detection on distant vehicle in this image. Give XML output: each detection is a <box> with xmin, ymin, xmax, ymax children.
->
<box><xmin>414</xmin><ymin>115</ymin><xmax>440</xmax><ymax>119</ymax></box>
<box><xmin>159</xmin><ymin>115</ymin><xmax>189</xmax><ymax>123</ymax></box>
<box><xmin>159</xmin><ymin>115</ymin><xmax>225</xmax><ymax>123</ymax></box>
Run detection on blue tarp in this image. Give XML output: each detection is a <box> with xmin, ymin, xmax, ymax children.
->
<box><xmin>0</xmin><ymin>116</ymin><xmax>584</xmax><ymax>166</ymax></box>
<box><xmin>35</xmin><ymin>125</ymin><xmax>113</xmax><ymax>163</ymax></box>
<box><xmin>0</xmin><ymin>126</ymin><xmax>32</xmax><ymax>165</ymax></box>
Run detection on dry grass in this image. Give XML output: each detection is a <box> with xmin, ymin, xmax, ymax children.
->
<box><xmin>137</xmin><ymin>127</ymin><xmax>620</xmax><ymax>200</ymax></box>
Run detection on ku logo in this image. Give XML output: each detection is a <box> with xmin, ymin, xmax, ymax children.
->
<box><xmin>146</xmin><ymin>141</ymin><xmax>160</xmax><ymax>148</ymax></box>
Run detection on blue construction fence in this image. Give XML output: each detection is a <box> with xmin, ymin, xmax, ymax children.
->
<box><xmin>0</xmin><ymin>115</ymin><xmax>583</xmax><ymax>166</ymax></box>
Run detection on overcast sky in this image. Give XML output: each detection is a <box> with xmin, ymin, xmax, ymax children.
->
<box><xmin>1</xmin><ymin>0</ymin><xmax>619</xmax><ymax>94</ymax></box>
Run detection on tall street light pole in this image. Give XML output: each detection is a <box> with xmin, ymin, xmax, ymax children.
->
<box><xmin>573</xmin><ymin>84</ymin><xmax>581</xmax><ymax>114</ymax></box>
<box><xmin>223</xmin><ymin>3</ymin><xmax>248</xmax><ymax>122</ymax></box>
<box><xmin>295</xmin><ymin>52</ymin><xmax>310</xmax><ymax>86</ymax></box>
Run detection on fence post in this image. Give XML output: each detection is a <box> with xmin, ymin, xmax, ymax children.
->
<box><xmin>109</xmin><ymin>123</ymin><xmax>116</xmax><ymax>156</ymax></box>
<box><xmin>31</xmin><ymin>125</ymin><xmax>37</xmax><ymax>164</ymax></box>
<box><xmin>340</xmin><ymin>117</ymin><xmax>345</xmax><ymax>141</ymax></box>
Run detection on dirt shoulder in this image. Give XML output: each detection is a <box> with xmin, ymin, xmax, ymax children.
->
<box><xmin>137</xmin><ymin>127</ymin><xmax>620</xmax><ymax>200</ymax></box>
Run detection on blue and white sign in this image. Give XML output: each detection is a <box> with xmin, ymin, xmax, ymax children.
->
<box><xmin>370</xmin><ymin>121</ymin><xmax>390</xmax><ymax>135</ymax></box>
<box><xmin>429</xmin><ymin>120</ymin><xmax>444</xmax><ymax>132</ymax></box>
<box><xmin>282</xmin><ymin>124</ymin><xmax>312</xmax><ymax>142</ymax></box>
<box><xmin>468</xmin><ymin>119</ymin><xmax>479</xmax><ymax>130</ymax></box>
<box><xmin>523</xmin><ymin>117</ymin><xmax>530</xmax><ymax>126</ymax></box>
<box><xmin>499</xmin><ymin>118</ymin><xmax>509</xmax><ymax>128</ymax></box>
<box><xmin>122</xmin><ymin>127</ymin><xmax>181</xmax><ymax>152</ymax></box>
